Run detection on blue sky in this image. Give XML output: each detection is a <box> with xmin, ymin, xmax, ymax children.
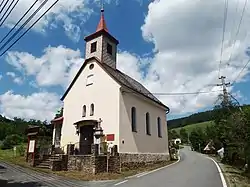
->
<box><xmin>0</xmin><ymin>0</ymin><xmax>152</xmax><ymax>95</ymax></box>
<box><xmin>0</xmin><ymin>0</ymin><xmax>250</xmax><ymax>121</ymax></box>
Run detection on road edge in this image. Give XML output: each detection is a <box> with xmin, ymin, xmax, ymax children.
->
<box><xmin>207</xmin><ymin>157</ymin><xmax>228</xmax><ymax>187</ymax></box>
<box><xmin>126</xmin><ymin>150</ymin><xmax>181</xmax><ymax>179</ymax></box>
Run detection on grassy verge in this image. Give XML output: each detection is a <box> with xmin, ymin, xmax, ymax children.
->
<box><xmin>212</xmin><ymin>156</ymin><xmax>250</xmax><ymax>187</ymax></box>
<box><xmin>220</xmin><ymin>163</ymin><xmax>250</xmax><ymax>187</ymax></box>
<box><xmin>1</xmin><ymin>148</ymin><xmax>177</xmax><ymax>181</ymax></box>
<box><xmin>0</xmin><ymin>145</ymin><xmax>30</xmax><ymax>167</ymax></box>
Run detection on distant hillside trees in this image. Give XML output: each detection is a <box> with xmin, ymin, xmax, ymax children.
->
<box><xmin>168</xmin><ymin>104</ymin><xmax>250</xmax><ymax>129</ymax></box>
<box><xmin>183</xmin><ymin>101</ymin><xmax>250</xmax><ymax>173</ymax></box>
<box><xmin>0</xmin><ymin>115</ymin><xmax>52</xmax><ymax>150</ymax></box>
<box><xmin>168</xmin><ymin>110</ymin><xmax>216</xmax><ymax>129</ymax></box>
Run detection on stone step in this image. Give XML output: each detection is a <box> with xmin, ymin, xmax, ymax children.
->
<box><xmin>51</xmin><ymin>154</ymin><xmax>60</xmax><ymax>157</ymax></box>
<box><xmin>49</xmin><ymin>158</ymin><xmax>61</xmax><ymax>162</ymax></box>
<box><xmin>39</xmin><ymin>162</ymin><xmax>51</xmax><ymax>166</ymax></box>
<box><xmin>36</xmin><ymin>164</ymin><xmax>51</xmax><ymax>169</ymax></box>
<box><xmin>42</xmin><ymin>159</ymin><xmax>51</xmax><ymax>163</ymax></box>
<box><xmin>49</xmin><ymin>156</ymin><xmax>60</xmax><ymax>159</ymax></box>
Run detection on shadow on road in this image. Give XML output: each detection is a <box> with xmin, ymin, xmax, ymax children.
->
<box><xmin>0</xmin><ymin>165</ymin><xmax>7</xmax><ymax>173</ymax></box>
<box><xmin>5</xmin><ymin>181</ymin><xmax>44</xmax><ymax>187</ymax></box>
<box><xmin>0</xmin><ymin>165</ymin><xmax>6</xmax><ymax>170</ymax></box>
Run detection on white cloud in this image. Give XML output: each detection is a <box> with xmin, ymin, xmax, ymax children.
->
<box><xmin>0</xmin><ymin>0</ymin><xmax>149</xmax><ymax>43</ymax></box>
<box><xmin>5</xmin><ymin>45</ymin><xmax>84</xmax><ymax>88</ymax></box>
<box><xmin>2</xmin><ymin>0</ymin><xmax>93</xmax><ymax>41</ymax></box>
<box><xmin>0</xmin><ymin>91</ymin><xmax>61</xmax><ymax>121</ymax></box>
<box><xmin>6</xmin><ymin>71</ymin><xmax>24</xmax><ymax>85</ymax></box>
<box><xmin>6</xmin><ymin>72</ymin><xmax>15</xmax><ymax>77</ymax></box>
<box><xmin>5</xmin><ymin>0</ymin><xmax>250</xmax><ymax>117</ymax></box>
<box><xmin>0</xmin><ymin>74</ymin><xmax>2</xmax><ymax>80</ymax></box>
<box><xmin>117</xmin><ymin>0</ymin><xmax>250</xmax><ymax>114</ymax></box>
<box><xmin>2</xmin><ymin>0</ymin><xmax>140</xmax><ymax>42</ymax></box>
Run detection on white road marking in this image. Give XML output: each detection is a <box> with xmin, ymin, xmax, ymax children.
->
<box><xmin>207</xmin><ymin>157</ymin><xmax>228</xmax><ymax>187</ymax></box>
<box><xmin>114</xmin><ymin>180</ymin><xmax>128</xmax><ymax>186</ymax></box>
<box><xmin>125</xmin><ymin>171</ymin><xmax>147</xmax><ymax>179</ymax></box>
<box><xmin>137</xmin><ymin>151</ymin><xmax>181</xmax><ymax>178</ymax></box>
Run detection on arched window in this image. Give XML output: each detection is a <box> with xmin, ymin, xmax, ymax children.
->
<box><xmin>131</xmin><ymin>107</ymin><xmax>137</xmax><ymax>132</ymax></box>
<box><xmin>146</xmin><ymin>112</ymin><xmax>151</xmax><ymax>135</ymax></box>
<box><xmin>82</xmin><ymin>105</ymin><xmax>86</xmax><ymax>117</ymax></box>
<box><xmin>90</xmin><ymin>104</ymin><xmax>94</xmax><ymax>116</ymax></box>
<box><xmin>157</xmin><ymin>117</ymin><xmax>162</xmax><ymax>138</ymax></box>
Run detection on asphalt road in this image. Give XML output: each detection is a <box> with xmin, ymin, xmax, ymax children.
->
<box><xmin>0</xmin><ymin>147</ymin><xmax>225</xmax><ymax>187</ymax></box>
<box><xmin>114</xmin><ymin>146</ymin><xmax>224</xmax><ymax>187</ymax></box>
<box><xmin>0</xmin><ymin>161</ymin><xmax>115</xmax><ymax>187</ymax></box>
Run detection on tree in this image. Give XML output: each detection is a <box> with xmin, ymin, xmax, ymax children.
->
<box><xmin>168</xmin><ymin>129</ymin><xmax>180</xmax><ymax>140</ymax></box>
<box><xmin>189</xmin><ymin>127</ymin><xmax>206</xmax><ymax>152</ymax></box>
<box><xmin>0</xmin><ymin>115</ymin><xmax>54</xmax><ymax>150</ymax></box>
<box><xmin>179</xmin><ymin>128</ymin><xmax>188</xmax><ymax>144</ymax></box>
<box><xmin>55</xmin><ymin>107</ymin><xmax>63</xmax><ymax>118</ymax></box>
<box><xmin>1</xmin><ymin>134</ymin><xmax>23</xmax><ymax>149</ymax></box>
<box><xmin>205</xmin><ymin>124</ymin><xmax>221</xmax><ymax>150</ymax></box>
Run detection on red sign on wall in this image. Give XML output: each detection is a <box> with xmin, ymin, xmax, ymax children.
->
<box><xmin>106</xmin><ymin>134</ymin><xmax>115</xmax><ymax>141</ymax></box>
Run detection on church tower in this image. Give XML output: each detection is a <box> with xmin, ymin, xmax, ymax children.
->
<box><xmin>84</xmin><ymin>6</ymin><xmax>119</xmax><ymax>69</ymax></box>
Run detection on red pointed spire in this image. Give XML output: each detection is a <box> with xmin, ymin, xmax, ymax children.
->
<box><xmin>96</xmin><ymin>6</ymin><xmax>108</xmax><ymax>32</ymax></box>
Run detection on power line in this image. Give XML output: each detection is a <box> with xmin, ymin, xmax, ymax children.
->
<box><xmin>153</xmin><ymin>90</ymin><xmax>222</xmax><ymax>95</ymax></box>
<box><xmin>0</xmin><ymin>0</ymin><xmax>16</xmax><ymax>26</ymax></box>
<box><xmin>0</xmin><ymin>0</ymin><xmax>49</xmax><ymax>53</ymax></box>
<box><xmin>231</xmin><ymin>0</ymin><xmax>240</xmax><ymax>30</ymax></box>
<box><xmin>218</xmin><ymin>0</ymin><xmax>229</xmax><ymax>78</ymax></box>
<box><xmin>124</xmin><ymin>90</ymin><xmax>222</xmax><ymax>96</ymax></box>
<box><xmin>0</xmin><ymin>0</ymin><xmax>39</xmax><ymax>44</ymax></box>
<box><xmin>0</xmin><ymin>0</ymin><xmax>8</xmax><ymax>15</ymax></box>
<box><xmin>0</xmin><ymin>0</ymin><xmax>60</xmax><ymax>57</ymax></box>
<box><xmin>228</xmin><ymin>0</ymin><xmax>240</xmax><ymax>47</ymax></box>
<box><xmin>0</xmin><ymin>0</ymin><xmax>5</xmax><ymax>9</ymax></box>
<box><xmin>0</xmin><ymin>0</ymin><xmax>20</xmax><ymax>27</ymax></box>
<box><xmin>231</xmin><ymin>58</ymin><xmax>250</xmax><ymax>86</ymax></box>
<box><xmin>226</xmin><ymin>0</ymin><xmax>248</xmax><ymax>66</ymax></box>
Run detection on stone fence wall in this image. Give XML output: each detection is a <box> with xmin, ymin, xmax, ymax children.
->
<box><xmin>67</xmin><ymin>155</ymin><xmax>120</xmax><ymax>174</ymax></box>
<box><xmin>108</xmin><ymin>155</ymin><xmax>121</xmax><ymax>173</ymax></box>
<box><xmin>68</xmin><ymin>155</ymin><xmax>93</xmax><ymax>173</ymax></box>
<box><xmin>61</xmin><ymin>153</ymin><xmax>169</xmax><ymax>174</ymax></box>
<box><xmin>51</xmin><ymin>155</ymin><xmax>68</xmax><ymax>171</ymax></box>
<box><xmin>120</xmin><ymin>153</ymin><xmax>170</xmax><ymax>170</ymax></box>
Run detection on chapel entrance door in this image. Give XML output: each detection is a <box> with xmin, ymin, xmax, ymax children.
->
<box><xmin>79</xmin><ymin>125</ymin><xmax>94</xmax><ymax>155</ymax></box>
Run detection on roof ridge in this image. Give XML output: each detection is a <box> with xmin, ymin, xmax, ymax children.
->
<box><xmin>101</xmin><ymin>63</ymin><xmax>166</xmax><ymax>108</ymax></box>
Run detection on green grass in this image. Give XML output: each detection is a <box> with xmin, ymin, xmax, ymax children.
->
<box><xmin>0</xmin><ymin>148</ymin><xmax>16</xmax><ymax>160</ymax></box>
<box><xmin>173</xmin><ymin>121</ymin><xmax>214</xmax><ymax>133</ymax></box>
<box><xmin>0</xmin><ymin>144</ymin><xmax>26</xmax><ymax>163</ymax></box>
<box><xmin>211</xmin><ymin>156</ymin><xmax>250</xmax><ymax>187</ymax></box>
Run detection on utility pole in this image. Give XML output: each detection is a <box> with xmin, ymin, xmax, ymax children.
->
<box><xmin>216</xmin><ymin>76</ymin><xmax>230</xmax><ymax>106</ymax></box>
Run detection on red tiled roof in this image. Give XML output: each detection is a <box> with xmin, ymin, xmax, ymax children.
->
<box><xmin>51</xmin><ymin>116</ymin><xmax>63</xmax><ymax>123</ymax></box>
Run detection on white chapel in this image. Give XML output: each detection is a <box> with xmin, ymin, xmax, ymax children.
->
<box><xmin>51</xmin><ymin>7</ymin><xmax>170</xmax><ymax>160</ymax></box>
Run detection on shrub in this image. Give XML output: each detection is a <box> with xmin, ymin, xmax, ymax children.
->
<box><xmin>1</xmin><ymin>134</ymin><xmax>23</xmax><ymax>149</ymax></box>
<box><xmin>17</xmin><ymin>144</ymin><xmax>25</xmax><ymax>156</ymax></box>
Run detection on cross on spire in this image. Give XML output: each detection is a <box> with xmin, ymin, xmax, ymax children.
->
<box><xmin>101</xmin><ymin>0</ymin><xmax>104</xmax><ymax>12</ymax></box>
<box><xmin>96</xmin><ymin>0</ymin><xmax>108</xmax><ymax>32</ymax></box>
